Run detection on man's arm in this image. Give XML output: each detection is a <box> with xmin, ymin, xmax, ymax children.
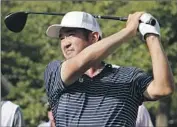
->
<box><xmin>61</xmin><ymin>12</ymin><xmax>144</xmax><ymax>86</ymax></box>
<box><xmin>144</xmin><ymin>34</ymin><xmax>175</xmax><ymax>100</ymax></box>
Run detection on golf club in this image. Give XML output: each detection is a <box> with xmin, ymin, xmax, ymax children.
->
<box><xmin>4</xmin><ymin>11</ymin><xmax>156</xmax><ymax>33</ymax></box>
<box><xmin>4</xmin><ymin>12</ymin><xmax>66</xmax><ymax>33</ymax></box>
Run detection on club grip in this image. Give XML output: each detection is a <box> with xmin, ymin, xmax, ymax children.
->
<box><xmin>94</xmin><ymin>15</ymin><xmax>156</xmax><ymax>26</ymax></box>
<box><xmin>143</xmin><ymin>18</ymin><xmax>156</xmax><ymax>26</ymax></box>
<box><xmin>122</xmin><ymin>17</ymin><xmax>156</xmax><ymax>26</ymax></box>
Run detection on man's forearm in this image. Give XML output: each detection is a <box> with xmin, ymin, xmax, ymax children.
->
<box><xmin>80</xmin><ymin>28</ymin><xmax>132</xmax><ymax>66</ymax></box>
<box><xmin>146</xmin><ymin>35</ymin><xmax>175</xmax><ymax>97</ymax></box>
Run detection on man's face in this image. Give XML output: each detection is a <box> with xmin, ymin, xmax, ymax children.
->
<box><xmin>59</xmin><ymin>27</ymin><xmax>91</xmax><ymax>60</ymax></box>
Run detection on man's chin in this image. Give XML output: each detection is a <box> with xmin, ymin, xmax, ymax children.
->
<box><xmin>64</xmin><ymin>55</ymin><xmax>74</xmax><ymax>60</ymax></box>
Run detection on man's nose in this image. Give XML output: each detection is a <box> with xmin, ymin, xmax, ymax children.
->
<box><xmin>64</xmin><ymin>36</ymin><xmax>67</xmax><ymax>39</ymax></box>
<box><xmin>62</xmin><ymin>38</ymin><xmax>71</xmax><ymax>48</ymax></box>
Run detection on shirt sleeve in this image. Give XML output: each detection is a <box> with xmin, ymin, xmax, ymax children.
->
<box><xmin>132</xmin><ymin>68</ymin><xmax>153</xmax><ymax>102</ymax></box>
<box><xmin>12</xmin><ymin>107</ymin><xmax>25</xmax><ymax>127</ymax></box>
<box><xmin>44</xmin><ymin>60</ymin><xmax>66</xmax><ymax>107</ymax></box>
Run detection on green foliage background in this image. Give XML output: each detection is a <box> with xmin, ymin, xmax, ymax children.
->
<box><xmin>1</xmin><ymin>1</ymin><xmax>177</xmax><ymax>127</ymax></box>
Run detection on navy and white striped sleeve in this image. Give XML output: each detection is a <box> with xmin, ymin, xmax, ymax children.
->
<box><xmin>132</xmin><ymin>68</ymin><xmax>153</xmax><ymax>101</ymax></box>
<box><xmin>44</xmin><ymin>60</ymin><xmax>66</xmax><ymax>103</ymax></box>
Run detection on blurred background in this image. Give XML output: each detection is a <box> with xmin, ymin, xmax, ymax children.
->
<box><xmin>1</xmin><ymin>1</ymin><xmax>177</xmax><ymax>127</ymax></box>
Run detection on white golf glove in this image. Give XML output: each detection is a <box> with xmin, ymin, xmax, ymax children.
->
<box><xmin>139</xmin><ymin>13</ymin><xmax>160</xmax><ymax>40</ymax></box>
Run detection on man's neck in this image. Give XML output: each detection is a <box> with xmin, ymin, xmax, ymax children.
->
<box><xmin>85</xmin><ymin>62</ymin><xmax>105</xmax><ymax>78</ymax></box>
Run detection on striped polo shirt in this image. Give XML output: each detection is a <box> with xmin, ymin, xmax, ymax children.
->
<box><xmin>44</xmin><ymin>60</ymin><xmax>153</xmax><ymax>127</ymax></box>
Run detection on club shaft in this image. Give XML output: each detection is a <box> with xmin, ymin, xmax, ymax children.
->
<box><xmin>27</xmin><ymin>12</ymin><xmax>66</xmax><ymax>16</ymax></box>
<box><xmin>26</xmin><ymin>11</ymin><xmax>127</xmax><ymax>21</ymax></box>
<box><xmin>27</xmin><ymin>12</ymin><xmax>155</xmax><ymax>24</ymax></box>
<box><xmin>94</xmin><ymin>15</ymin><xmax>128</xmax><ymax>21</ymax></box>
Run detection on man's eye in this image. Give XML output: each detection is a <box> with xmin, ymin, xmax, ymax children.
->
<box><xmin>59</xmin><ymin>37</ymin><xmax>64</xmax><ymax>40</ymax></box>
<box><xmin>69</xmin><ymin>33</ymin><xmax>74</xmax><ymax>36</ymax></box>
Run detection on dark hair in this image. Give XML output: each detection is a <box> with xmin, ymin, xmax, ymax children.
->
<box><xmin>79</xmin><ymin>28</ymin><xmax>101</xmax><ymax>41</ymax></box>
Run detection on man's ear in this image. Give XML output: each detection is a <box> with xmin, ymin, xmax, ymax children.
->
<box><xmin>89</xmin><ymin>32</ymin><xmax>100</xmax><ymax>44</ymax></box>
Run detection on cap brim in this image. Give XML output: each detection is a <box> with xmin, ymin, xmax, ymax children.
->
<box><xmin>46</xmin><ymin>24</ymin><xmax>62</xmax><ymax>38</ymax></box>
<box><xmin>46</xmin><ymin>24</ymin><xmax>87</xmax><ymax>38</ymax></box>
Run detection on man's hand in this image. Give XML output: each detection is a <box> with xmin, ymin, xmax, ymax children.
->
<box><xmin>139</xmin><ymin>13</ymin><xmax>160</xmax><ymax>40</ymax></box>
<box><xmin>125</xmin><ymin>12</ymin><xmax>144</xmax><ymax>37</ymax></box>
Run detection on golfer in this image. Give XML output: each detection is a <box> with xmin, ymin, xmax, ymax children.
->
<box><xmin>44</xmin><ymin>11</ymin><xmax>174</xmax><ymax>126</ymax></box>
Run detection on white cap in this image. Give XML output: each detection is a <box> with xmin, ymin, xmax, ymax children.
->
<box><xmin>46</xmin><ymin>11</ymin><xmax>102</xmax><ymax>38</ymax></box>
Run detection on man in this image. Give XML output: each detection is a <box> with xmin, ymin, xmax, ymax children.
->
<box><xmin>136</xmin><ymin>104</ymin><xmax>154</xmax><ymax>127</ymax></box>
<box><xmin>1</xmin><ymin>74</ymin><xmax>25</xmax><ymax>127</ymax></box>
<box><xmin>38</xmin><ymin>103</ymin><xmax>55</xmax><ymax>127</ymax></box>
<box><xmin>44</xmin><ymin>11</ymin><xmax>174</xmax><ymax>126</ymax></box>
